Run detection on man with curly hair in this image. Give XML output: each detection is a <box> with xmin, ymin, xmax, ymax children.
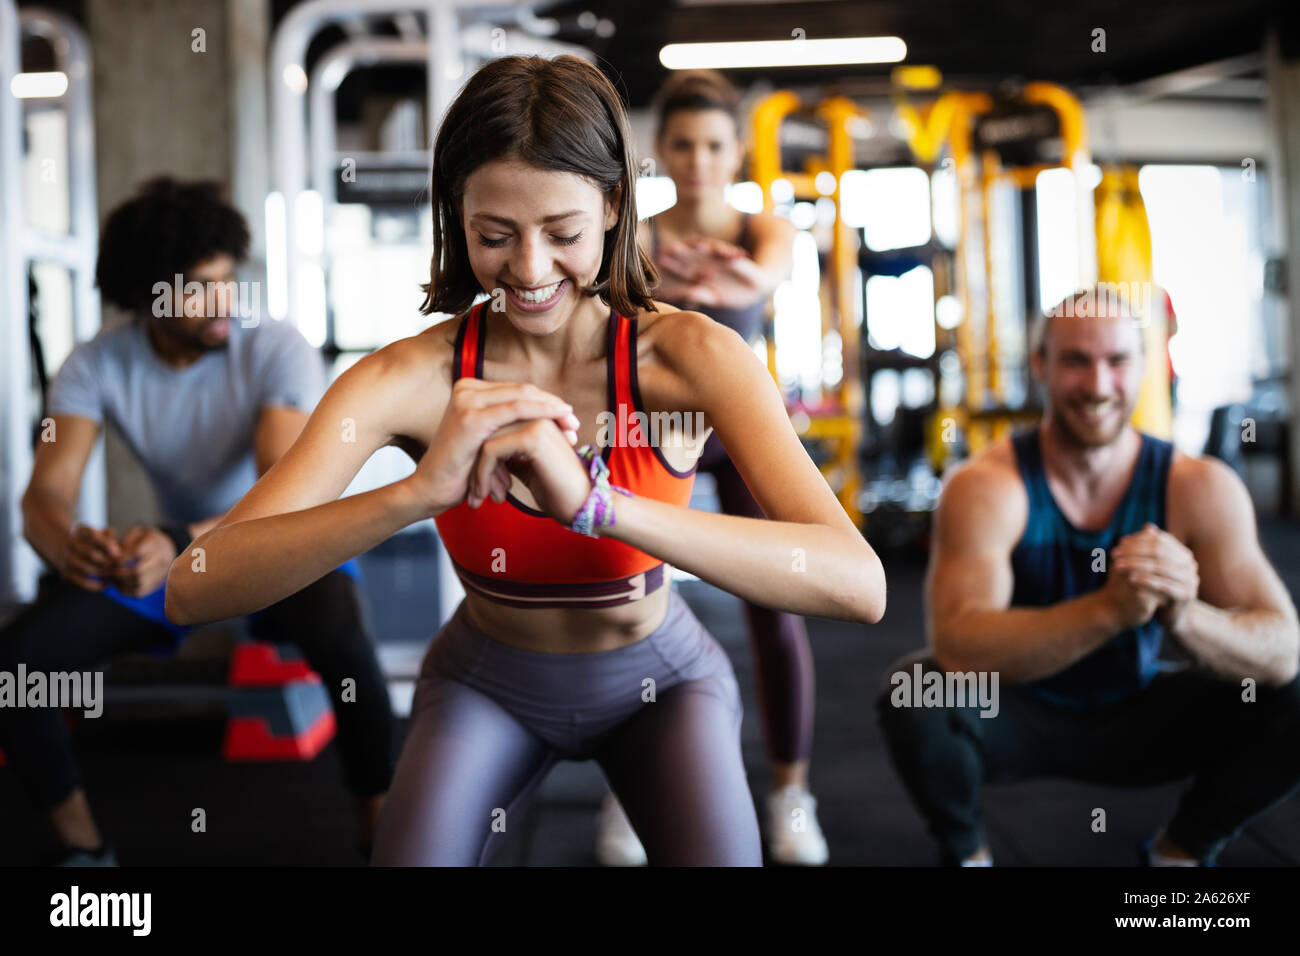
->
<box><xmin>0</xmin><ymin>178</ymin><xmax>395</xmax><ymax>865</ymax></box>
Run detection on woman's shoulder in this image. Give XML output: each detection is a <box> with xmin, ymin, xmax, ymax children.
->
<box><xmin>634</xmin><ymin>301</ymin><xmax>737</xmax><ymax>344</ymax></box>
<box><xmin>321</xmin><ymin>314</ymin><xmax>468</xmax><ymax>451</ymax></box>
<box><xmin>337</xmin><ymin>313</ymin><xmax>464</xmax><ymax>397</ymax></box>
<box><xmin>631</xmin><ymin>302</ymin><xmax>754</xmax><ymax>382</ymax></box>
<box><xmin>745</xmin><ymin>208</ymin><xmax>795</xmax><ymax>243</ymax></box>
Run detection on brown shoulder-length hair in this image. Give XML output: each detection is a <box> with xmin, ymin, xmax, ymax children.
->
<box><xmin>653</xmin><ymin>69</ymin><xmax>742</xmax><ymax>138</ymax></box>
<box><xmin>420</xmin><ymin>55</ymin><xmax>657</xmax><ymax>317</ymax></box>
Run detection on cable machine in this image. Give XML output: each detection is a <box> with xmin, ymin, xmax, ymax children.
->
<box><xmin>894</xmin><ymin>81</ymin><xmax>1096</xmax><ymax>469</ymax></box>
<box><xmin>750</xmin><ymin>91</ymin><xmax>868</xmax><ymax>527</ymax></box>
<box><xmin>0</xmin><ymin>4</ymin><xmax>103</xmax><ymax>605</ymax></box>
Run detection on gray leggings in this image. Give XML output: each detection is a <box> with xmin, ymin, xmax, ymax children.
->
<box><xmin>372</xmin><ymin>588</ymin><xmax>762</xmax><ymax>866</ymax></box>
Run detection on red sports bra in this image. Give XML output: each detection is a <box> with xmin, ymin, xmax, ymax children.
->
<box><xmin>433</xmin><ymin>302</ymin><xmax>698</xmax><ymax>608</ymax></box>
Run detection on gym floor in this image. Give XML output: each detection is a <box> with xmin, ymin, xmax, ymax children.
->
<box><xmin>2</xmin><ymin>501</ymin><xmax>1298</xmax><ymax>867</ymax></box>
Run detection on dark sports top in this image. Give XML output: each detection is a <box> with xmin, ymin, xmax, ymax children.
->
<box><xmin>647</xmin><ymin>213</ymin><xmax>767</xmax><ymax>344</ymax></box>
<box><xmin>1010</xmin><ymin>428</ymin><xmax>1175</xmax><ymax>708</ymax></box>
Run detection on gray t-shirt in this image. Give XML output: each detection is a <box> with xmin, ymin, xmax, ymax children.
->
<box><xmin>47</xmin><ymin>318</ymin><xmax>326</xmax><ymax>525</ymax></box>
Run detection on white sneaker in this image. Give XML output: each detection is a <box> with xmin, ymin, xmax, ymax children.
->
<box><xmin>596</xmin><ymin>793</ymin><xmax>647</xmax><ymax>867</ymax></box>
<box><xmin>765</xmin><ymin>785</ymin><xmax>829</xmax><ymax>865</ymax></box>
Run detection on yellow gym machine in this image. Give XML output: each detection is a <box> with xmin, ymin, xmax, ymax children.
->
<box><xmin>900</xmin><ymin>77</ymin><xmax>1174</xmax><ymax>467</ymax></box>
<box><xmin>745</xmin><ymin>78</ymin><xmax>1172</xmax><ymax>529</ymax></box>
<box><xmin>898</xmin><ymin>80</ymin><xmax>1094</xmax><ymax>467</ymax></box>
<box><xmin>1095</xmin><ymin>164</ymin><xmax>1173</xmax><ymax>439</ymax></box>
<box><xmin>750</xmin><ymin>91</ymin><xmax>867</xmax><ymax>525</ymax></box>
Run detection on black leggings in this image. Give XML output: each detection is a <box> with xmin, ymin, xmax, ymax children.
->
<box><xmin>702</xmin><ymin>443</ymin><xmax>815</xmax><ymax>764</ymax></box>
<box><xmin>0</xmin><ymin>571</ymin><xmax>395</xmax><ymax>810</ymax></box>
<box><xmin>876</xmin><ymin>652</ymin><xmax>1300</xmax><ymax>863</ymax></box>
<box><xmin>373</xmin><ymin>589</ymin><xmax>761</xmax><ymax>866</ymax></box>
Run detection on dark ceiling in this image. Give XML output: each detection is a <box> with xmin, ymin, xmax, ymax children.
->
<box><xmin>20</xmin><ymin>0</ymin><xmax>1296</xmax><ymax>108</ymax></box>
<box><xmin>553</xmin><ymin>0</ymin><xmax>1293</xmax><ymax>105</ymax></box>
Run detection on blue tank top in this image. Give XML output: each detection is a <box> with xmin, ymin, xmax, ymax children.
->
<box><xmin>1010</xmin><ymin>428</ymin><xmax>1174</xmax><ymax>708</ymax></box>
<box><xmin>647</xmin><ymin>214</ymin><xmax>767</xmax><ymax>343</ymax></box>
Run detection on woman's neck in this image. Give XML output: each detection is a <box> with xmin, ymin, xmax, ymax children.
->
<box><xmin>486</xmin><ymin>294</ymin><xmax>610</xmax><ymax>373</ymax></box>
<box><xmin>664</xmin><ymin>191</ymin><xmax>737</xmax><ymax>238</ymax></box>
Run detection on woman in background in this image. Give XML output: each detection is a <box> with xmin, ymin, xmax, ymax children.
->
<box><xmin>596</xmin><ymin>70</ymin><xmax>828</xmax><ymax>867</ymax></box>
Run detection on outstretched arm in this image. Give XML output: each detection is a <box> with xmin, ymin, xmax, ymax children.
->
<box><xmin>617</xmin><ymin>314</ymin><xmax>880</xmax><ymax>622</ymax></box>
<box><xmin>469</xmin><ymin>313</ymin><xmax>885</xmax><ymax>624</ymax></box>
<box><xmin>664</xmin><ymin>215</ymin><xmax>795</xmax><ymax>310</ymax></box>
<box><xmin>111</xmin><ymin>404</ymin><xmax>320</xmax><ymax>597</ymax></box>
<box><xmin>692</xmin><ymin>212</ymin><xmax>795</xmax><ymax>297</ymax></box>
<box><xmin>165</xmin><ymin>338</ymin><xmax>579</xmax><ymax>626</ymax></box>
<box><xmin>165</xmin><ymin>347</ymin><xmax>433</xmax><ymax>624</ymax></box>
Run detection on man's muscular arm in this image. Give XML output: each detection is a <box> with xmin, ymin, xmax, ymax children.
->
<box><xmin>928</xmin><ymin>457</ymin><xmax>1159</xmax><ymax>682</ymax></box>
<box><xmin>1118</xmin><ymin>458</ymin><xmax>1299</xmax><ymax>686</ymax></box>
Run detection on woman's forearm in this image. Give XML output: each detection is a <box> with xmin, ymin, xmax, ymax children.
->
<box><xmin>165</xmin><ymin>479</ymin><xmax>427</xmax><ymax>625</ymax></box>
<box><xmin>603</xmin><ymin>494</ymin><xmax>885</xmax><ymax>623</ymax></box>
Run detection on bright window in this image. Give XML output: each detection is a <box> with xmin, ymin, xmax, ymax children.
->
<box><xmin>1035</xmin><ymin>166</ymin><xmax>1081</xmax><ymax>313</ymax></box>
<box><xmin>841</xmin><ymin>167</ymin><xmax>931</xmax><ymax>250</ymax></box>
<box><xmin>772</xmin><ymin>230</ymin><xmax>823</xmax><ymax>392</ymax></box>
<box><xmin>866</xmin><ymin>266</ymin><xmax>935</xmax><ymax>359</ymax></box>
<box><xmin>1139</xmin><ymin>164</ymin><xmax>1264</xmax><ymax>454</ymax></box>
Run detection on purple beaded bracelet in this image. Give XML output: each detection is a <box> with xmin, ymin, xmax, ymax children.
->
<box><xmin>570</xmin><ymin>445</ymin><xmax>631</xmax><ymax>537</ymax></box>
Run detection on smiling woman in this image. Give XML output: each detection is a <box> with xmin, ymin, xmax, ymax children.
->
<box><xmin>420</xmin><ymin>55</ymin><xmax>656</xmax><ymax>322</ymax></box>
<box><xmin>164</xmin><ymin>54</ymin><xmax>885</xmax><ymax>868</ymax></box>
<box><xmin>459</xmin><ymin>166</ymin><xmax>617</xmax><ymax>323</ymax></box>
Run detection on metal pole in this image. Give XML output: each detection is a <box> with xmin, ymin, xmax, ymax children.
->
<box><xmin>269</xmin><ymin>0</ymin><xmax>505</xmax><ymax>327</ymax></box>
<box><xmin>0</xmin><ymin>0</ymin><xmax>35</xmax><ymax>603</ymax></box>
<box><xmin>1265</xmin><ymin>28</ymin><xmax>1300</xmax><ymax>515</ymax></box>
<box><xmin>309</xmin><ymin>29</ymin><xmax>588</xmax><ymax>202</ymax></box>
<box><xmin>309</xmin><ymin>38</ymin><xmax>429</xmax><ymax>201</ymax></box>
<box><xmin>21</xmin><ymin>8</ymin><xmax>105</xmax><ymax>537</ymax></box>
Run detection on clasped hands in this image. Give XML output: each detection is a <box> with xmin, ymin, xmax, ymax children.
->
<box><xmin>408</xmin><ymin>378</ymin><xmax>598</xmax><ymax>527</ymax></box>
<box><xmin>655</xmin><ymin>236</ymin><xmax>766</xmax><ymax>310</ymax></box>
<box><xmin>1105</xmin><ymin>523</ymin><xmax>1200</xmax><ymax>638</ymax></box>
<box><xmin>63</xmin><ymin>524</ymin><xmax>179</xmax><ymax>596</ymax></box>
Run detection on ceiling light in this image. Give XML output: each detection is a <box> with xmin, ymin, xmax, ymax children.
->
<box><xmin>660</xmin><ymin>36</ymin><xmax>906</xmax><ymax>70</ymax></box>
<box><xmin>11</xmin><ymin>72</ymin><xmax>69</xmax><ymax>98</ymax></box>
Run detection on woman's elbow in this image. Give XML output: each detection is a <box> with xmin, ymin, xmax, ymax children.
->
<box><xmin>856</xmin><ymin>593</ymin><xmax>886</xmax><ymax>625</ymax></box>
<box><xmin>862</xmin><ymin>560</ymin><xmax>887</xmax><ymax>623</ymax></box>
<box><xmin>832</xmin><ymin>547</ymin><xmax>886</xmax><ymax>624</ymax></box>
<box><xmin>1272</xmin><ymin>659</ymin><xmax>1299</xmax><ymax>687</ymax></box>
<box><xmin>163</xmin><ymin>592</ymin><xmax>188</xmax><ymax>627</ymax></box>
<box><xmin>1266</xmin><ymin>648</ymin><xmax>1299</xmax><ymax>687</ymax></box>
<box><xmin>1263</xmin><ymin>621</ymin><xmax>1300</xmax><ymax>686</ymax></box>
<box><xmin>163</xmin><ymin>565</ymin><xmax>200</xmax><ymax>627</ymax></box>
